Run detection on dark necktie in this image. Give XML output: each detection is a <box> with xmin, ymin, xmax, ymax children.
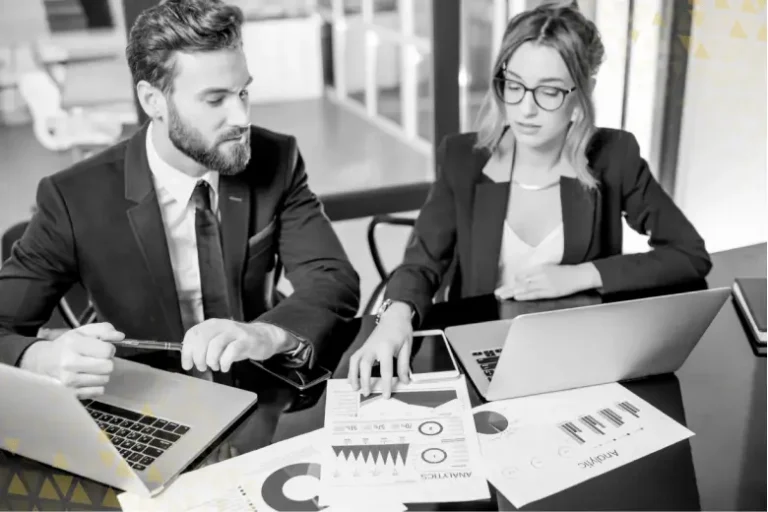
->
<box><xmin>190</xmin><ymin>180</ymin><xmax>231</xmax><ymax>321</ymax></box>
<box><xmin>191</xmin><ymin>181</ymin><xmax>234</xmax><ymax>386</ymax></box>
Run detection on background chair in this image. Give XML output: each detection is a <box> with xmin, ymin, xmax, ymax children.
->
<box><xmin>363</xmin><ymin>214</ymin><xmax>459</xmax><ymax>317</ymax></box>
<box><xmin>363</xmin><ymin>214</ymin><xmax>416</xmax><ymax>316</ymax></box>
<box><xmin>16</xmin><ymin>68</ymin><xmax>124</xmax><ymax>155</ymax></box>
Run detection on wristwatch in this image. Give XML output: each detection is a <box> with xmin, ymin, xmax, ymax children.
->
<box><xmin>375</xmin><ymin>299</ymin><xmax>415</xmax><ymax>325</ymax></box>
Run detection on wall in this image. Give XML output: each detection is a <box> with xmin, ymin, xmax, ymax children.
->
<box><xmin>674</xmin><ymin>1</ymin><xmax>767</xmax><ymax>253</ymax></box>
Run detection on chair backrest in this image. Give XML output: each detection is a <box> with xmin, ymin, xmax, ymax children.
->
<box><xmin>1</xmin><ymin>220</ymin><xmax>96</xmax><ymax>330</ymax></box>
<box><xmin>363</xmin><ymin>214</ymin><xmax>461</xmax><ymax>316</ymax></box>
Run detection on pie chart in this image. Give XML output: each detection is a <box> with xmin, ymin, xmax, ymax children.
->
<box><xmin>473</xmin><ymin>410</ymin><xmax>508</xmax><ymax>435</ymax></box>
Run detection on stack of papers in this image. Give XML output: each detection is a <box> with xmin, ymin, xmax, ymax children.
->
<box><xmin>118</xmin><ymin>375</ymin><xmax>490</xmax><ymax>511</ymax></box>
<box><xmin>319</xmin><ymin>376</ymin><xmax>491</xmax><ymax>505</ymax></box>
<box><xmin>117</xmin><ymin>429</ymin><xmax>407</xmax><ymax>512</ymax></box>
<box><xmin>118</xmin><ymin>378</ymin><xmax>695</xmax><ymax>510</ymax></box>
<box><xmin>472</xmin><ymin>383</ymin><xmax>695</xmax><ymax>507</ymax></box>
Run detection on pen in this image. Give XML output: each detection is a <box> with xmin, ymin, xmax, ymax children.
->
<box><xmin>110</xmin><ymin>339</ymin><xmax>182</xmax><ymax>351</ymax></box>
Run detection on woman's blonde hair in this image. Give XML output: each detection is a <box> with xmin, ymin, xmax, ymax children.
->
<box><xmin>474</xmin><ymin>0</ymin><xmax>605</xmax><ymax>188</ymax></box>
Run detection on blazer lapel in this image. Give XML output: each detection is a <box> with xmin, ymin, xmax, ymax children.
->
<box><xmin>469</xmin><ymin>145</ymin><xmax>510</xmax><ymax>296</ymax></box>
<box><xmin>560</xmin><ymin>177</ymin><xmax>597</xmax><ymax>264</ymax></box>
<box><xmin>218</xmin><ymin>175</ymin><xmax>251</xmax><ymax>322</ymax></box>
<box><xmin>124</xmin><ymin>125</ymin><xmax>184</xmax><ymax>342</ymax></box>
<box><xmin>469</xmin><ymin>180</ymin><xmax>510</xmax><ymax>296</ymax></box>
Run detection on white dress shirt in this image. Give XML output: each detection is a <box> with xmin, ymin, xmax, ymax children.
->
<box><xmin>145</xmin><ymin>123</ymin><xmax>307</xmax><ymax>364</ymax></box>
<box><xmin>146</xmin><ymin>122</ymin><xmax>220</xmax><ymax>333</ymax></box>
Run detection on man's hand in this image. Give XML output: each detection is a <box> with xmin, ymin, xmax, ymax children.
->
<box><xmin>495</xmin><ymin>263</ymin><xmax>602</xmax><ymax>301</ymax></box>
<box><xmin>19</xmin><ymin>322</ymin><xmax>123</xmax><ymax>399</ymax></box>
<box><xmin>348</xmin><ymin>301</ymin><xmax>414</xmax><ymax>399</ymax></box>
<box><xmin>181</xmin><ymin>319</ymin><xmax>296</xmax><ymax>373</ymax></box>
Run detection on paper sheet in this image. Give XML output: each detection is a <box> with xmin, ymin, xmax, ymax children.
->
<box><xmin>117</xmin><ymin>429</ymin><xmax>405</xmax><ymax>512</ymax></box>
<box><xmin>320</xmin><ymin>375</ymin><xmax>491</xmax><ymax>505</ymax></box>
<box><xmin>472</xmin><ymin>383</ymin><xmax>695</xmax><ymax>507</ymax></box>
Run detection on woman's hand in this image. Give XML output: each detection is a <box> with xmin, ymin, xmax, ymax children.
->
<box><xmin>347</xmin><ymin>302</ymin><xmax>414</xmax><ymax>398</ymax></box>
<box><xmin>495</xmin><ymin>263</ymin><xmax>602</xmax><ymax>301</ymax></box>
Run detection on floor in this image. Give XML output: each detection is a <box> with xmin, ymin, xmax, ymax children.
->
<box><xmin>0</xmin><ymin>97</ymin><xmax>429</xmax><ymax>312</ymax></box>
<box><xmin>249</xmin><ymin>98</ymin><xmax>431</xmax><ymax>196</ymax></box>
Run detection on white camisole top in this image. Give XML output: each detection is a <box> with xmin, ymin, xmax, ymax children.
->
<box><xmin>497</xmin><ymin>220</ymin><xmax>564</xmax><ymax>288</ymax></box>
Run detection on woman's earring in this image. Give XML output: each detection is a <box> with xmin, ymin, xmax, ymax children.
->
<box><xmin>571</xmin><ymin>109</ymin><xmax>581</xmax><ymax>123</ymax></box>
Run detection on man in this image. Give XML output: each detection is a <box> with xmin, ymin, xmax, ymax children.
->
<box><xmin>0</xmin><ymin>0</ymin><xmax>360</xmax><ymax>397</ymax></box>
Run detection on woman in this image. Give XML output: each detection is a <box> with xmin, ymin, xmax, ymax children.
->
<box><xmin>348</xmin><ymin>1</ymin><xmax>711</xmax><ymax>395</ymax></box>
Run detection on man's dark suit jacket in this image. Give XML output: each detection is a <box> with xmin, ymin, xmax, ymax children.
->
<box><xmin>0</xmin><ymin>123</ymin><xmax>360</xmax><ymax>368</ymax></box>
<box><xmin>385</xmin><ymin>128</ymin><xmax>712</xmax><ymax>323</ymax></box>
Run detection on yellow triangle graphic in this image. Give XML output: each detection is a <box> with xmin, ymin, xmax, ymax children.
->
<box><xmin>22</xmin><ymin>470</ymin><xmax>42</xmax><ymax>495</ymax></box>
<box><xmin>52</xmin><ymin>474</ymin><xmax>72</xmax><ymax>496</ymax></box>
<box><xmin>116</xmin><ymin>461</ymin><xmax>132</xmax><ymax>478</ymax></box>
<box><xmin>743</xmin><ymin>0</ymin><xmax>758</xmax><ymax>12</ymax></box>
<box><xmin>140</xmin><ymin>404</ymin><xmax>154</xmax><ymax>416</ymax></box>
<box><xmin>38</xmin><ymin>478</ymin><xmax>60</xmax><ymax>500</ymax></box>
<box><xmin>96</xmin><ymin>430</ymin><xmax>110</xmax><ymax>445</ymax></box>
<box><xmin>731</xmin><ymin>20</ymin><xmax>749</xmax><ymax>37</ymax></box>
<box><xmin>757</xmin><ymin>0</ymin><xmax>766</xmax><ymax>8</ymax></box>
<box><xmin>758</xmin><ymin>24</ymin><xmax>767</xmax><ymax>41</ymax></box>
<box><xmin>653</xmin><ymin>12</ymin><xmax>665</xmax><ymax>26</ymax></box>
<box><xmin>52</xmin><ymin>453</ymin><xmax>68</xmax><ymax>471</ymax></box>
<box><xmin>690</xmin><ymin>10</ymin><xmax>705</xmax><ymax>27</ymax></box>
<box><xmin>694</xmin><ymin>43</ymin><xmax>710</xmax><ymax>59</ymax></box>
<box><xmin>99</xmin><ymin>450</ymin><xmax>115</xmax><ymax>468</ymax></box>
<box><xmin>70</xmin><ymin>481</ymin><xmax>92</xmax><ymax>505</ymax></box>
<box><xmin>102</xmin><ymin>487</ymin><xmax>120</xmax><ymax>508</ymax></box>
<box><xmin>147</xmin><ymin>466</ymin><xmax>164</xmax><ymax>483</ymax></box>
<box><xmin>631</xmin><ymin>30</ymin><xmax>640</xmax><ymax>42</ymax></box>
<box><xmin>3</xmin><ymin>438</ymin><xmax>20</xmax><ymax>453</ymax></box>
<box><xmin>8</xmin><ymin>474</ymin><xmax>27</xmax><ymax>496</ymax></box>
<box><xmin>32</xmin><ymin>507</ymin><xmax>39</xmax><ymax>511</ymax></box>
<box><xmin>679</xmin><ymin>35</ymin><xmax>692</xmax><ymax>50</ymax></box>
<box><xmin>715</xmin><ymin>0</ymin><xmax>730</xmax><ymax>7</ymax></box>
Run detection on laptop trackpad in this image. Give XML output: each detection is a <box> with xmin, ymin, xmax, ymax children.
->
<box><xmin>104</xmin><ymin>358</ymin><xmax>187</xmax><ymax>402</ymax></box>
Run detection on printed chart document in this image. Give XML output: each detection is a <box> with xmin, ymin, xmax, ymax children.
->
<box><xmin>320</xmin><ymin>375</ymin><xmax>490</xmax><ymax>505</ymax></box>
<box><xmin>117</xmin><ymin>429</ymin><xmax>405</xmax><ymax>512</ymax></box>
<box><xmin>472</xmin><ymin>383</ymin><xmax>694</xmax><ymax>507</ymax></box>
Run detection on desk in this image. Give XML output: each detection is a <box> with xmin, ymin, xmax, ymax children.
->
<box><xmin>0</xmin><ymin>244</ymin><xmax>765</xmax><ymax>511</ymax></box>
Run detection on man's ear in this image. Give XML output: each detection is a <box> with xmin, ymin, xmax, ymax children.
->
<box><xmin>136</xmin><ymin>80</ymin><xmax>167</xmax><ymax>122</ymax></box>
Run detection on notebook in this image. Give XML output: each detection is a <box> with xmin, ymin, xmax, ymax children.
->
<box><xmin>732</xmin><ymin>278</ymin><xmax>766</xmax><ymax>353</ymax></box>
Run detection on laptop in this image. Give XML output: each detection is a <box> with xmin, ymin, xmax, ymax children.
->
<box><xmin>445</xmin><ymin>287</ymin><xmax>731</xmax><ymax>401</ymax></box>
<box><xmin>0</xmin><ymin>357</ymin><xmax>257</xmax><ymax>496</ymax></box>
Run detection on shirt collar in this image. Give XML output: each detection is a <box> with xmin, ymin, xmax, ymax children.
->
<box><xmin>145</xmin><ymin>122</ymin><xmax>220</xmax><ymax>210</ymax></box>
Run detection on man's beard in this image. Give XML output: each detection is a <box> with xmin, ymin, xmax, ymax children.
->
<box><xmin>167</xmin><ymin>102</ymin><xmax>251</xmax><ymax>176</ymax></box>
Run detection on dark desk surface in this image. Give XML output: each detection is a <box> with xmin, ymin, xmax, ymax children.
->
<box><xmin>0</xmin><ymin>243</ymin><xmax>765</xmax><ymax>511</ymax></box>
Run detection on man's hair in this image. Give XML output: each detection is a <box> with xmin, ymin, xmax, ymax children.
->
<box><xmin>126</xmin><ymin>0</ymin><xmax>244</xmax><ymax>94</ymax></box>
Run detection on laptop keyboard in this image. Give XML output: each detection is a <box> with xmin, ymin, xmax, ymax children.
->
<box><xmin>82</xmin><ymin>400</ymin><xmax>191</xmax><ymax>472</ymax></box>
<box><xmin>472</xmin><ymin>348</ymin><xmax>503</xmax><ymax>381</ymax></box>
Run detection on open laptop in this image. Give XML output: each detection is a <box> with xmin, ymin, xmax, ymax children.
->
<box><xmin>445</xmin><ymin>287</ymin><xmax>731</xmax><ymax>401</ymax></box>
<box><xmin>0</xmin><ymin>357</ymin><xmax>257</xmax><ymax>496</ymax></box>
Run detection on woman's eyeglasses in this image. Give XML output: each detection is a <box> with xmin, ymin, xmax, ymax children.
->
<box><xmin>494</xmin><ymin>77</ymin><xmax>576</xmax><ymax>111</ymax></box>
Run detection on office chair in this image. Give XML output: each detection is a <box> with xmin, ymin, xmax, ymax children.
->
<box><xmin>16</xmin><ymin>68</ymin><xmax>123</xmax><ymax>160</ymax></box>
<box><xmin>363</xmin><ymin>214</ymin><xmax>460</xmax><ymax>317</ymax></box>
<box><xmin>1</xmin><ymin>220</ymin><xmax>96</xmax><ymax>332</ymax></box>
<box><xmin>363</xmin><ymin>215</ymin><xmax>416</xmax><ymax>316</ymax></box>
